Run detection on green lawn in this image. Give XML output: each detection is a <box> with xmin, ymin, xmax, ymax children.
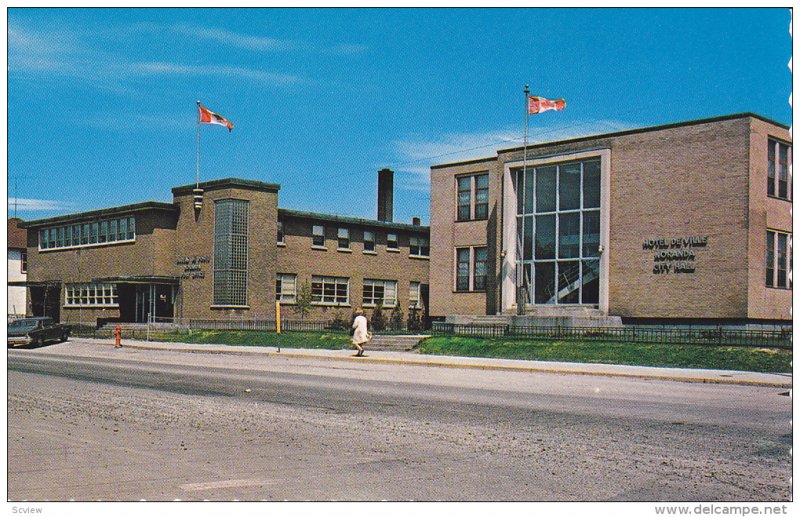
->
<box><xmin>144</xmin><ymin>330</ymin><xmax>791</xmax><ymax>373</ymax></box>
<box><xmin>150</xmin><ymin>330</ymin><xmax>353</xmax><ymax>350</ymax></box>
<box><xmin>417</xmin><ymin>336</ymin><xmax>792</xmax><ymax>373</ymax></box>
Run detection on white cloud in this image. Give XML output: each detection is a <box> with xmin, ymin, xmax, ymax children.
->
<box><xmin>389</xmin><ymin>119</ymin><xmax>639</xmax><ymax>191</ymax></box>
<box><xmin>8</xmin><ymin>198</ymin><xmax>78</xmax><ymax>211</ymax></box>
<box><xmin>127</xmin><ymin>61</ymin><xmax>301</xmax><ymax>86</ymax></box>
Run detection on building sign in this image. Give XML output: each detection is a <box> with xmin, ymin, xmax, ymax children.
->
<box><xmin>643</xmin><ymin>236</ymin><xmax>708</xmax><ymax>274</ymax></box>
<box><xmin>177</xmin><ymin>255</ymin><xmax>210</xmax><ymax>279</ymax></box>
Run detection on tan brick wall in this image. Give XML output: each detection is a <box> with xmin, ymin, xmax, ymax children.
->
<box><xmin>429</xmin><ymin>159</ymin><xmax>500</xmax><ymax>317</ymax></box>
<box><xmin>747</xmin><ymin>118</ymin><xmax>792</xmax><ymax>320</ymax></box>
<box><xmin>172</xmin><ymin>186</ymin><xmax>279</xmax><ymax>320</ymax></box>
<box><xmin>431</xmin><ymin>115</ymin><xmax>790</xmax><ymax>321</ymax></box>
<box><xmin>277</xmin><ymin>215</ymin><xmax>430</xmax><ymax>322</ymax></box>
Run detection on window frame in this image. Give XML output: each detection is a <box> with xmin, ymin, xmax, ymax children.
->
<box><xmin>410</xmin><ymin>235</ymin><xmax>430</xmax><ymax>258</ymax></box>
<box><xmin>409</xmin><ymin>281</ymin><xmax>421</xmax><ymax>308</ymax></box>
<box><xmin>312</xmin><ymin>224</ymin><xmax>326</xmax><ymax>248</ymax></box>
<box><xmin>65</xmin><ymin>283</ymin><xmax>118</xmax><ymax>307</ymax></box>
<box><xmin>277</xmin><ymin>221</ymin><xmax>285</xmax><ymax>245</ymax></box>
<box><xmin>37</xmin><ymin>216</ymin><xmax>137</xmax><ymax>251</ymax></box>
<box><xmin>362</xmin><ymin>279</ymin><xmax>398</xmax><ymax>308</ymax></box>
<box><xmin>387</xmin><ymin>232</ymin><xmax>399</xmax><ymax>251</ymax></box>
<box><xmin>766</xmin><ymin>229</ymin><xmax>792</xmax><ymax>289</ymax></box>
<box><xmin>212</xmin><ymin>198</ymin><xmax>250</xmax><ymax>307</ymax></box>
<box><xmin>337</xmin><ymin>227</ymin><xmax>351</xmax><ymax>251</ymax></box>
<box><xmin>455</xmin><ymin>172</ymin><xmax>490</xmax><ymax>222</ymax></box>
<box><xmin>767</xmin><ymin>138</ymin><xmax>792</xmax><ymax>202</ymax></box>
<box><xmin>20</xmin><ymin>249</ymin><xmax>27</xmax><ymax>274</ymax></box>
<box><xmin>363</xmin><ymin>230</ymin><xmax>376</xmax><ymax>253</ymax></box>
<box><xmin>311</xmin><ymin>275</ymin><xmax>350</xmax><ymax>306</ymax></box>
<box><xmin>275</xmin><ymin>273</ymin><xmax>297</xmax><ymax>303</ymax></box>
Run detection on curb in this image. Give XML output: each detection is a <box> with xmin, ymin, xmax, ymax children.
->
<box><xmin>100</xmin><ymin>341</ymin><xmax>792</xmax><ymax>389</ymax></box>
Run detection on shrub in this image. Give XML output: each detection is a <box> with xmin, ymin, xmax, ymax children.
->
<box><xmin>371</xmin><ymin>304</ymin><xmax>386</xmax><ymax>331</ymax></box>
<box><xmin>390</xmin><ymin>306</ymin><xmax>404</xmax><ymax>331</ymax></box>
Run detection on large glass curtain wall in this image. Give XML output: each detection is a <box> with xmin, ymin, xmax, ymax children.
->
<box><xmin>513</xmin><ymin>158</ymin><xmax>601</xmax><ymax>305</ymax></box>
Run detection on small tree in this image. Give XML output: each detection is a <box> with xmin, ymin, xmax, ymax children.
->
<box><xmin>293</xmin><ymin>281</ymin><xmax>313</xmax><ymax>320</ymax></box>
<box><xmin>390</xmin><ymin>306</ymin><xmax>404</xmax><ymax>331</ymax></box>
<box><xmin>407</xmin><ymin>306</ymin><xmax>422</xmax><ymax>332</ymax></box>
<box><xmin>370</xmin><ymin>303</ymin><xmax>386</xmax><ymax>332</ymax></box>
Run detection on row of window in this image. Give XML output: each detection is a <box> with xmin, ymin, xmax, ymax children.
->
<box><xmin>766</xmin><ymin>230</ymin><xmax>792</xmax><ymax>289</ymax></box>
<box><xmin>278</xmin><ymin>222</ymin><xmax>429</xmax><ymax>257</ymax></box>
<box><xmin>767</xmin><ymin>138</ymin><xmax>791</xmax><ymax>201</ymax></box>
<box><xmin>276</xmin><ymin>273</ymin><xmax>423</xmax><ymax>308</ymax></box>
<box><xmin>39</xmin><ymin>216</ymin><xmax>136</xmax><ymax>250</ymax></box>
<box><xmin>65</xmin><ymin>283</ymin><xmax>119</xmax><ymax>307</ymax></box>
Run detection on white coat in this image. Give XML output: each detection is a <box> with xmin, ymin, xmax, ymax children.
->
<box><xmin>352</xmin><ymin>314</ymin><xmax>370</xmax><ymax>344</ymax></box>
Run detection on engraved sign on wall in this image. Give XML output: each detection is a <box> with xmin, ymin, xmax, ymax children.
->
<box><xmin>177</xmin><ymin>255</ymin><xmax>210</xmax><ymax>279</ymax></box>
<box><xmin>642</xmin><ymin>236</ymin><xmax>708</xmax><ymax>274</ymax></box>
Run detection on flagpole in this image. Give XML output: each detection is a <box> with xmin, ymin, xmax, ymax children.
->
<box><xmin>196</xmin><ymin>100</ymin><xmax>201</xmax><ymax>189</ymax></box>
<box><xmin>518</xmin><ymin>84</ymin><xmax>530</xmax><ymax>316</ymax></box>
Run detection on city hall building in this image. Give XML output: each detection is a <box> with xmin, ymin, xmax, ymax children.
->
<box><xmin>20</xmin><ymin>170</ymin><xmax>430</xmax><ymax>326</ymax></box>
<box><xmin>429</xmin><ymin>113</ymin><xmax>792</xmax><ymax>325</ymax></box>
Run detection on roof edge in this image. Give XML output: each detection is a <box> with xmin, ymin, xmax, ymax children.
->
<box><xmin>19</xmin><ymin>201</ymin><xmax>178</xmax><ymax>228</ymax></box>
<box><xmin>279</xmin><ymin>208</ymin><xmax>429</xmax><ymax>231</ymax></box>
<box><xmin>172</xmin><ymin>177</ymin><xmax>280</xmax><ymax>196</ymax></box>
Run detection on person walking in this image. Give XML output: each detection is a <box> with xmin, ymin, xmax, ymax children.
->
<box><xmin>351</xmin><ymin>308</ymin><xmax>371</xmax><ymax>356</ymax></box>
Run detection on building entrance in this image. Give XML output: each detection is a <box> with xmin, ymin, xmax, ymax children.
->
<box><xmin>117</xmin><ymin>283</ymin><xmax>175</xmax><ymax>323</ymax></box>
<box><xmin>512</xmin><ymin>157</ymin><xmax>601</xmax><ymax>306</ymax></box>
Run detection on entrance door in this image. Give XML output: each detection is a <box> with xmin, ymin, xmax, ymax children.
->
<box><xmin>135</xmin><ymin>285</ymin><xmax>152</xmax><ymax>323</ymax></box>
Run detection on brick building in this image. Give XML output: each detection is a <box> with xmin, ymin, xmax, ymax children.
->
<box><xmin>20</xmin><ymin>172</ymin><xmax>430</xmax><ymax>326</ymax></box>
<box><xmin>429</xmin><ymin>113</ymin><xmax>791</xmax><ymax>325</ymax></box>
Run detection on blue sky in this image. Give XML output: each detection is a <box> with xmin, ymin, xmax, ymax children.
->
<box><xmin>7</xmin><ymin>7</ymin><xmax>792</xmax><ymax>224</ymax></box>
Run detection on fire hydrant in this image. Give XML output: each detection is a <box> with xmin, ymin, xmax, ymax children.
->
<box><xmin>113</xmin><ymin>324</ymin><xmax>122</xmax><ymax>348</ymax></box>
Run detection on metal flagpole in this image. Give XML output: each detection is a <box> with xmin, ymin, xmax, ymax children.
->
<box><xmin>518</xmin><ymin>84</ymin><xmax>530</xmax><ymax>316</ymax></box>
<box><xmin>196</xmin><ymin>100</ymin><xmax>201</xmax><ymax>189</ymax></box>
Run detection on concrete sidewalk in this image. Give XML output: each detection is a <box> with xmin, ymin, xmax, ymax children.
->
<box><xmin>73</xmin><ymin>337</ymin><xmax>793</xmax><ymax>388</ymax></box>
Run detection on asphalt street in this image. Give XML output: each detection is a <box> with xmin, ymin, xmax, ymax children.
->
<box><xmin>7</xmin><ymin>341</ymin><xmax>792</xmax><ymax>501</ymax></box>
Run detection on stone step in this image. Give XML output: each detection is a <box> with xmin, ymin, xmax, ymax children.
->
<box><xmin>366</xmin><ymin>334</ymin><xmax>430</xmax><ymax>351</ymax></box>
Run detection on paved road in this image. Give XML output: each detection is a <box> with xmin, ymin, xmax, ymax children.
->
<box><xmin>7</xmin><ymin>342</ymin><xmax>792</xmax><ymax>501</ymax></box>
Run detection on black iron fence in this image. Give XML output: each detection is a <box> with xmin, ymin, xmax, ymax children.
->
<box><xmin>431</xmin><ymin>322</ymin><xmax>793</xmax><ymax>349</ymax></box>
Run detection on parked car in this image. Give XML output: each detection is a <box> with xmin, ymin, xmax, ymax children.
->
<box><xmin>7</xmin><ymin>317</ymin><xmax>71</xmax><ymax>347</ymax></box>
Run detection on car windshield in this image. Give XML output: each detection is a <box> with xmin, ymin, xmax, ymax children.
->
<box><xmin>8</xmin><ymin>320</ymin><xmax>39</xmax><ymax>330</ymax></box>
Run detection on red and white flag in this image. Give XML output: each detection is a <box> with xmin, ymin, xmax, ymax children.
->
<box><xmin>528</xmin><ymin>96</ymin><xmax>566</xmax><ymax>115</ymax></box>
<box><xmin>197</xmin><ymin>102</ymin><xmax>234</xmax><ymax>132</ymax></box>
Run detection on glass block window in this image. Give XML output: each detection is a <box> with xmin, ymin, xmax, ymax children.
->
<box><xmin>364</xmin><ymin>230</ymin><xmax>375</xmax><ymax>252</ymax></box>
<box><xmin>276</xmin><ymin>273</ymin><xmax>297</xmax><ymax>303</ymax></box>
<box><xmin>338</xmin><ymin>228</ymin><xmax>350</xmax><ymax>250</ymax></box>
<box><xmin>387</xmin><ymin>232</ymin><xmax>399</xmax><ymax>250</ymax></box>
<box><xmin>213</xmin><ymin>199</ymin><xmax>249</xmax><ymax>306</ymax></box>
<box><xmin>38</xmin><ymin>216</ymin><xmax>136</xmax><ymax>251</ymax></box>
<box><xmin>65</xmin><ymin>283</ymin><xmax>118</xmax><ymax>307</ymax></box>
<box><xmin>313</xmin><ymin>225</ymin><xmax>325</xmax><ymax>247</ymax></box>
<box><xmin>513</xmin><ymin>157</ymin><xmax>602</xmax><ymax>306</ymax></box>
<box><xmin>768</xmin><ymin>139</ymin><xmax>791</xmax><ymax>200</ymax></box>
<box><xmin>311</xmin><ymin>275</ymin><xmax>349</xmax><ymax>305</ymax></box>
<box><xmin>410</xmin><ymin>236</ymin><xmax>430</xmax><ymax>257</ymax></box>
<box><xmin>767</xmin><ymin>230</ymin><xmax>792</xmax><ymax>289</ymax></box>
<box><xmin>363</xmin><ymin>279</ymin><xmax>397</xmax><ymax>308</ymax></box>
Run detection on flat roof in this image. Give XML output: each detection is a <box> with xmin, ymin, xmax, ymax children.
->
<box><xmin>279</xmin><ymin>208</ymin><xmax>429</xmax><ymax>232</ymax></box>
<box><xmin>19</xmin><ymin>202</ymin><xmax>178</xmax><ymax>229</ymax></box>
<box><xmin>172</xmin><ymin>177</ymin><xmax>280</xmax><ymax>196</ymax></box>
<box><xmin>431</xmin><ymin>112</ymin><xmax>790</xmax><ymax>169</ymax></box>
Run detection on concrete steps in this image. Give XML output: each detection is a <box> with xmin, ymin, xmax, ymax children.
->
<box><xmin>366</xmin><ymin>334</ymin><xmax>430</xmax><ymax>351</ymax></box>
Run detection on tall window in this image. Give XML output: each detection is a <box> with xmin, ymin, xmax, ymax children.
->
<box><xmin>213</xmin><ymin>199</ymin><xmax>249</xmax><ymax>306</ymax></box>
<box><xmin>338</xmin><ymin>228</ymin><xmax>350</xmax><ymax>250</ymax></box>
<box><xmin>363</xmin><ymin>279</ymin><xmax>397</xmax><ymax>308</ymax></box>
<box><xmin>513</xmin><ymin>157</ymin><xmax>601</xmax><ymax>305</ymax></box>
<box><xmin>277</xmin><ymin>221</ymin><xmax>285</xmax><ymax>244</ymax></box>
<box><xmin>20</xmin><ymin>250</ymin><xmax>27</xmax><ymax>274</ymax></box>
<box><xmin>473</xmin><ymin>247</ymin><xmax>488</xmax><ymax>290</ymax></box>
<box><xmin>311</xmin><ymin>275</ymin><xmax>349</xmax><ymax>305</ymax></box>
<box><xmin>456</xmin><ymin>248</ymin><xmax>471</xmax><ymax>291</ymax></box>
<box><xmin>363</xmin><ymin>230</ymin><xmax>375</xmax><ymax>252</ymax></box>
<box><xmin>312</xmin><ymin>225</ymin><xmax>325</xmax><ymax>247</ymax></box>
<box><xmin>409</xmin><ymin>281</ymin><xmax>421</xmax><ymax>308</ymax></box>
<box><xmin>766</xmin><ymin>230</ymin><xmax>792</xmax><ymax>289</ymax></box>
<box><xmin>768</xmin><ymin>138</ymin><xmax>791</xmax><ymax>200</ymax></box>
<box><xmin>276</xmin><ymin>273</ymin><xmax>297</xmax><ymax>303</ymax></box>
<box><xmin>410</xmin><ymin>235</ymin><xmax>430</xmax><ymax>257</ymax></box>
<box><xmin>456</xmin><ymin>173</ymin><xmax>489</xmax><ymax>221</ymax></box>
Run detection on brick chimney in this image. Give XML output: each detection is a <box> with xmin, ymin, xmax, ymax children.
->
<box><xmin>377</xmin><ymin>168</ymin><xmax>394</xmax><ymax>222</ymax></box>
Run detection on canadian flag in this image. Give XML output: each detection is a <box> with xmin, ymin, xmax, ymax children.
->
<box><xmin>197</xmin><ymin>102</ymin><xmax>234</xmax><ymax>132</ymax></box>
<box><xmin>528</xmin><ymin>96</ymin><xmax>566</xmax><ymax>115</ymax></box>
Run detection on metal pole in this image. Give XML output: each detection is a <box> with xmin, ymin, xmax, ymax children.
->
<box><xmin>517</xmin><ymin>85</ymin><xmax>530</xmax><ymax>316</ymax></box>
<box><xmin>196</xmin><ymin>101</ymin><xmax>201</xmax><ymax>188</ymax></box>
